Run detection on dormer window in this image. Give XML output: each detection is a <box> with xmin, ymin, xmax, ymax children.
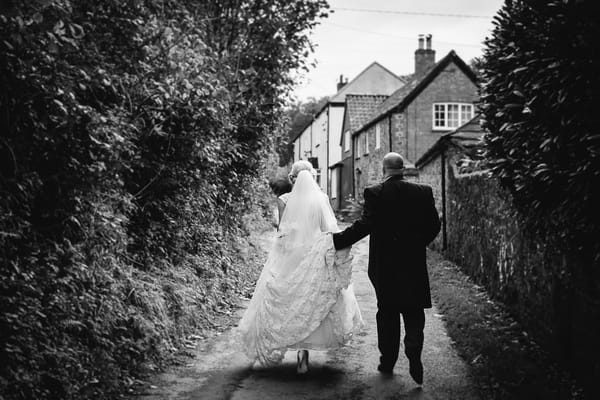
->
<box><xmin>433</xmin><ymin>103</ymin><xmax>473</xmax><ymax>130</ymax></box>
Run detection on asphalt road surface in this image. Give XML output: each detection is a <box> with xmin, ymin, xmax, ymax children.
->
<box><xmin>139</xmin><ymin>232</ymin><xmax>479</xmax><ymax>400</ymax></box>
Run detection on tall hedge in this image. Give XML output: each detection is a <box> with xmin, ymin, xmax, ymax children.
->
<box><xmin>0</xmin><ymin>1</ymin><xmax>328</xmax><ymax>398</ymax></box>
<box><xmin>480</xmin><ymin>0</ymin><xmax>600</xmax><ymax>257</ymax></box>
<box><xmin>480</xmin><ymin>0</ymin><xmax>600</xmax><ymax>393</ymax></box>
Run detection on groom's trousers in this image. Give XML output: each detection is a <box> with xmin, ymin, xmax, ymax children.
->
<box><xmin>376</xmin><ymin>306</ymin><xmax>425</xmax><ymax>368</ymax></box>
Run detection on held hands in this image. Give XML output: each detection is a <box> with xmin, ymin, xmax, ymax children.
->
<box><xmin>334</xmin><ymin>246</ymin><xmax>352</xmax><ymax>264</ymax></box>
<box><xmin>325</xmin><ymin>232</ymin><xmax>352</xmax><ymax>265</ymax></box>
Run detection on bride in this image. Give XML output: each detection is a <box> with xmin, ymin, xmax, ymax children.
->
<box><xmin>237</xmin><ymin>161</ymin><xmax>363</xmax><ymax>374</ymax></box>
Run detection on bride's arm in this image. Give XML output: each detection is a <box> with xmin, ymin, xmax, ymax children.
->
<box><xmin>276</xmin><ymin>197</ymin><xmax>286</xmax><ymax>230</ymax></box>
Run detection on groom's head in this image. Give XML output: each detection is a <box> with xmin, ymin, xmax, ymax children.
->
<box><xmin>382</xmin><ymin>152</ymin><xmax>405</xmax><ymax>178</ymax></box>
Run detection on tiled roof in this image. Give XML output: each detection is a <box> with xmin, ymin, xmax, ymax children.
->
<box><xmin>330</xmin><ymin>62</ymin><xmax>403</xmax><ymax>103</ymax></box>
<box><xmin>359</xmin><ymin>79</ymin><xmax>420</xmax><ymax>132</ymax></box>
<box><xmin>415</xmin><ymin>116</ymin><xmax>485</xmax><ymax>168</ymax></box>
<box><xmin>354</xmin><ymin>51</ymin><xmax>478</xmax><ymax>135</ymax></box>
<box><xmin>346</xmin><ymin>94</ymin><xmax>389</xmax><ymax>132</ymax></box>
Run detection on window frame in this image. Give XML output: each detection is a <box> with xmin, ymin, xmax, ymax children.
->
<box><xmin>375</xmin><ymin>123</ymin><xmax>381</xmax><ymax>149</ymax></box>
<box><xmin>364</xmin><ymin>130</ymin><xmax>369</xmax><ymax>155</ymax></box>
<box><xmin>432</xmin><ymin>102</ymin><xmax>474</xmax><ymax>131</ymax></box>
<box><xmin>344</xmin><ymin>130</ymin><xmax>350</xmax><ymax>152</ymax></box>
<box><xmin>330</xmin><ymin>170</ymin><xmax>338</xmax><ymax>199</ymax></box>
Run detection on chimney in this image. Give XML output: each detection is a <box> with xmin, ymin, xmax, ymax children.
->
<box><xmin>337</xmin><ymin>74</ymin><xmax>348</xmax><ymax>91</ymax></box>
<box><xmin>415</xmin><ymin>34</ymin><xmax>436</xmax><ymax>79</ymax></box>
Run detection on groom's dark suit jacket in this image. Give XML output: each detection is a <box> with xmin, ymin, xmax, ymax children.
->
<box><xmin>333</xmin><ymin>175</ymin><xmax>441</xmax><ymax>310</ymax></box>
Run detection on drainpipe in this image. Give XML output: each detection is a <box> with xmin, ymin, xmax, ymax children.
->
<box><xmin>326</xmin><ymin>107</ymin><xmax>330</xmax><ymax>196</ymax></box>
<box><xmin>310</xmin><ymin>114</ymin><xmax>313</xmax><ymax>157</ymax></box>
<box><xmin>441</xmin><ymin>150</ymin><xmax>447</xmax><ymax>250</ymax></box>
<box><xmin>388</xmin><ymin>115</ymin><xmax>392</xmax><ymax>151</ymax></box>
<box><xmin>351</xmin><ymin>134</ymin><xmax>355</xmax><ymax>198</ymax></box>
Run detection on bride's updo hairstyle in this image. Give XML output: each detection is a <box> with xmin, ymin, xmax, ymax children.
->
<box><xmin>288</xmin><ymin>160</ymin><xmax>317</xmax><ymax>184</ymax></box>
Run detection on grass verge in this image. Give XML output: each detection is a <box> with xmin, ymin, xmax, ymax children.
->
<box><xmin>427</xmin><ymin>250</ymin><xmax>584</xmax><ymax>399</ymax></box>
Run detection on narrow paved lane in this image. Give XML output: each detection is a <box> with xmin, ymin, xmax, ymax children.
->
<box><xmin>139</xmin><ymin>232</ymin><xmax>479</xmax><ymax>400</ymax></box>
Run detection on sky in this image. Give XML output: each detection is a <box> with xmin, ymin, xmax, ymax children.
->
<box><xmin>292</xmin><ymin>0</ymin><xmax>505</xmax><ymax>101</ymax></box>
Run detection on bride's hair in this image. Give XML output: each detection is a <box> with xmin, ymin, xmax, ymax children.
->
<box><xmin>289</xmin><ymin>160</ymin><xmax>317</xmax><ymax>184</ymax></box>
<box><xmin>279</xmin><ymin>170</ymin><xmax>337</xmax><ymax>241</ymax></box>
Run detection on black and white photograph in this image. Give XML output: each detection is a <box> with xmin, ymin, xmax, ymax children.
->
<box><xmin>1</xmin><ymin>0</ymin><xmax>598</xmax><ymax>399</ymax></box>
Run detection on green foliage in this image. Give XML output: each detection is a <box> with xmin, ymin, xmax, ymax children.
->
<box><xmin>278</xmin><ymin>96</ymin><xmax>329</xmax><ymax>165</ymax></box>
<box><xmin>0</xmin><ymin>0</ymin><xmax>328</xmax><ymax>398</ymax></box>
<box><xmin>480</xmin><ymin>0</ymin><xmax>600</xmax><ymax>256</ymax></box>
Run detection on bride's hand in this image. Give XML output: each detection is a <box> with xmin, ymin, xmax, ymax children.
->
<box><xmin>334</xmin><ymin>247</ymin><xmax>352</xmax><ymax>263</ymax></box>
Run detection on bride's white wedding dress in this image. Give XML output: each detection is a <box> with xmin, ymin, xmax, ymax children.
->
<box><xmin>237</xmin><ymin>170</ymin><xmax>363</xmax><ymax>366</ymax></box>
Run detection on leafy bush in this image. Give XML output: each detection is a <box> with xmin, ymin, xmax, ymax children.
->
<box><xmin>0</xmin><ymin>1</ymin><xmax>328</xmax><ymax>398</ymax></box>
<box><xmin>480</xmin><ymin>0</ymin><xmax>600</xmax><ymax>257</ymax></box>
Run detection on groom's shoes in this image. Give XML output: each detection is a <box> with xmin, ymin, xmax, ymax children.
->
<box><xmin>408</xmin><ymin>357</ymin><xmax>423</xmax><ymax>385</ymax></box>
<box><xmin>377</xmin><ymin>364</ymin><xmax>393</xmax><ymax>376</ymax></box>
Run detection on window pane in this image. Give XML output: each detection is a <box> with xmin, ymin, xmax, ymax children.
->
<box><xmin>448</xmin><ymin>104</ymin><xmax>459</xmax><ymax>128</ymax></box>
<box><xmin>331</xmin><ymin>170</ymin><xmax>337</xmax><ymax>198</ymax></box>
<box><xmin>461</xmin><ymin>104</ymin><xmax>473</xmax><ymax>123</ymax></box>
<box><xmin>434</xmin><ymin>104</ymin><xmax>445</xmax><ymax>127</ymax></box>
<box><xmin>344</xmin><ymin>131</ymin><xmax>350</xmax><ymax>151</ymax></box>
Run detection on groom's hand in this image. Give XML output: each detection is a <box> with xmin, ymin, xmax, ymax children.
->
<box><xmin>332</xmin><ymin>231</ymin><xmax>342</xmax><ymax>250</ymax></box>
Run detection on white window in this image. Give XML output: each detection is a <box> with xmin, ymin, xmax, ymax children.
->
<box><xmin>375</xmin><ymin>123</ymin><xmax>381</xmax><ymax>149</ymax></box>
<box><xmin>344</xmin><ymin>131</ymin><xmax>350</xmax><ymax>152</ymax></box>
<box><xmin>364</xmin><ymin>131</ymin><xmax>369</xmax><ymax>155</ymax></box>
<box><xmin>433</xmin><ymin>103</ymin><xmax>474</xmax><ymax>130</ymax></box>
<box><xmin>330</xmin><ymin>170</ymin><xmax>338</xmax><ymax>199</ymax></box>
<box><xmin>355</xmin><ymin>134</ymin><xmax>361</xmax><ymax>158</ymax></box>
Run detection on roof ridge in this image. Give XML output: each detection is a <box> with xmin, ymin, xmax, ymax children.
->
<box><xmin>352</xmin><ymin>50</ymin><xmax>477</xmax><ymax>135</ymax></box>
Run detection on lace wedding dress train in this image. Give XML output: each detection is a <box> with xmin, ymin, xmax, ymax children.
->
<box><xmin>236</xmin><ymin>171</ymin><xmax>363</xmax><ymax>366</ymax></box>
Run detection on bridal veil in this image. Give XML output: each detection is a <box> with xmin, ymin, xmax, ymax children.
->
<box><xmin>237</xmin><ymin>170</ymin><xmax>363</xmax><ymax>365</ymax></box>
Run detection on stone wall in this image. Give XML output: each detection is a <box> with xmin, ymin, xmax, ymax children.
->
<box><xmin>354</xmin><ymin>118</ymin><xmax>390</xmax><ymax>199</ymax></box>
<box><xmin>446</xmin><ymin>171</ymin><xmax>600</xmax><ymax>396</ymax></box>
<box><xmin>390</xmin><ymin>112</ymin><xmax>406</xmax><ymax>156</ymax></box>
<box><xmin>416</xmin><ymin>154</ymin><xmax>444</xmax><ymax>249</ymax></box>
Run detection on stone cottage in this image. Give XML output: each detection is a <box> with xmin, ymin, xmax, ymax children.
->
<box><xmin>291</xmin><ymin>62</ymin><xmax>405</xmax><ymax>198</ymax></box>
<box><xmin>415</xmin><ymin>117</ymin><xmax>485</xmax><ymax>249</ymax></box>
<box><xmin>345</xmin><ymin>35</ymin><xmax>479</xmax><ymax>202</ymax></box>
<box><xmin>331</xmin><ymin>94</ymin><xmax>389</xmax><ymax>210</ymax></box>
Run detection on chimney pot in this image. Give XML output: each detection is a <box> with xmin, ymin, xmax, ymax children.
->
<box><xmin>414</xmin><ymin>34</ymin><xmax>436</xmax><ymax>79</ymax></box>
<box><xmin>337</xmin><ymin>74</ymin><xmax>347</xmax><ymax>91</ymax></box>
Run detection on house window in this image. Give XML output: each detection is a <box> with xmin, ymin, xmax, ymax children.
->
<box><xmin>433</xmin><ymin>103</ymin><xmax>474</xmax><ymax>130</ymax></box>
<box><xmin>375</xmin><ymin>124</ymin><xmax>381</xmax><ymax>149</ymax></box>
<box><xmin>355</xmin><ymin>134</ymin><xmax>361</xmax><ymax>159</ymax></box>
<box><xmin>344</xmin><ymin>131</ymin><xmax>350</xmax><ymax>152</ymax></box>
<box><xmin>330</xmin><ymin>170</ymin><xmax>338</xmax><ymax>199</ymax></box>
<box><xmin>364</xmin><ymin>131</ymin><xmax>369</xmax><ymax>155</ymax></box>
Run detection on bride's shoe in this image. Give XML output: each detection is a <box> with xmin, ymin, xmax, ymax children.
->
<box><xmin>296</xmin><ymin>350</ymin><xmax>309</xmax><ymax>374</ymax></box>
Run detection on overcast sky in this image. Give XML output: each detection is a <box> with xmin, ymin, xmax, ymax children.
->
<box><xmin>292</xmin><ymin>0</ymin><xmax>505</xmax><ymax>101</ymax></box>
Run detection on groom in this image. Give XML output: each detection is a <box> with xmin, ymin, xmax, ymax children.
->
<box><xmin>333</xmin><ymin>152</ymin><xmax>440</xmax><ymax>384</ymax></box>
